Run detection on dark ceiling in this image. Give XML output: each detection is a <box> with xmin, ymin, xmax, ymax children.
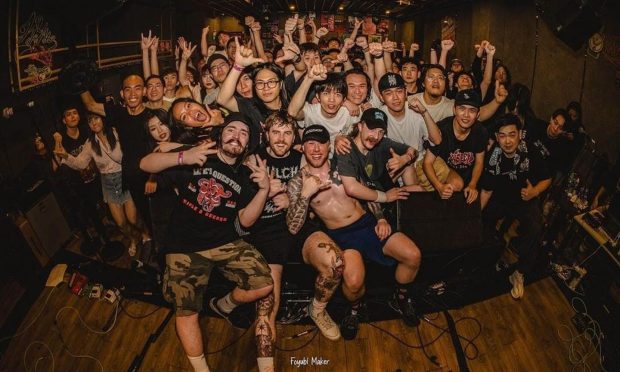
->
<box><xmin>174</xmin><ymin>0</ymin><xmax>472</xmax><ymax>21</ymax></box>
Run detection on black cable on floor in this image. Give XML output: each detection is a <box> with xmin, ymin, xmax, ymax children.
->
<box><xmin>119</xmin><ymin>300</ymin><xmax>162</xmax><ymax>320</ymax></box>
<box><xmin>276</xmin><ymin>328</ymin><xmax>319</xmax><ymax>352</ymax></box>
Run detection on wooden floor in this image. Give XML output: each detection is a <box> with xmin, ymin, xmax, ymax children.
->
<box><xmin>0</xmin><ymin>276</ymin><xmax>603</xmax><ymax>372</ymax></box>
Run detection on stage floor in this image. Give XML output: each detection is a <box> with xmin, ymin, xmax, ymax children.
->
<box><xmin>0</xmin><ymin>276</ymin><xmax>598</xmax><ymax>372</ymax></box>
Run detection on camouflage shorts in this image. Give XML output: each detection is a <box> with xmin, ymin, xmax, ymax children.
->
<box><xmin>162</xmin><ymin>239</ymin><xmax>273</xmax><ymax>316</ymax></box>
<box><xmin>415</xmin><ymin>156</ymin><xmax>451</xmax><ymax>191</ymax></box>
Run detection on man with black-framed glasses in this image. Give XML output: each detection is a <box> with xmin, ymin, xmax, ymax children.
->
<box><xmin>205</xmin><ymin>53</ymin><xmax>231</xmax><ymax>86</ymax></box>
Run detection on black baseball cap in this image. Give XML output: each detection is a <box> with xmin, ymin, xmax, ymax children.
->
<box><xmin>302</xmin><ymin>125</ymin><xmax>330</xmax><ymax>144</ymax></box>
<box><xmin>361</xmin><ymin>108</ymin><xmax>388</xmax><ymax>131</ymax></box>
<box><xmin>454</xmin><ymin>89</ymin><xmax>481</xmax><ymax>109</ymax></box>
<box><xmin>378</xmin><ymin>72</ymin><xmax>405</xmax><ymax>93</ymax></box>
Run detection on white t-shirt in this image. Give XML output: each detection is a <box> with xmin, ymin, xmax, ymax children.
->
<box><xmin>382</xmin><ymin>105</ymin><xmax>428</xmax><ymax>161</ymax></box>
<box><xmin>301</xmin><ymin>103</ymin><xmax>358</xmax><ymax>144</ymax></box>
<box><xmin>410</xmin><ymin>93</ymin><xmax>454</xmax><ymax>122</ymax></box>
<box><xmin>369</xmin><ymin>88</ymin><xmax>383</xmax><ymax>109</ymax></box>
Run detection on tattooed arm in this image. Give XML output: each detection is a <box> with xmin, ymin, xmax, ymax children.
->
<box><xmin>286</xmin><ymin>172</ymin><xmax>310</xmax><ymax>235</ymax></box>
<box><xmin>367</xmin><ymin>201</ymin><xmax>385</xmax><ymax>221</ymax></box>
<box><xmin>286</xmin><ymin>168</ymin><xmax>332</xmax><ymax>234</ymax></box>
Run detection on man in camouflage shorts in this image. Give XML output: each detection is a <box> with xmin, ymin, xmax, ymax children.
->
<box><xmin>141</xmin><ymin>113</ymin><xmax>275</xmax><ymax>372</ymax></box>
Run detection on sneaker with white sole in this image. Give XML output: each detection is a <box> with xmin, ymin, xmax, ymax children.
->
<box><xmin>208</xmin><ymin>297</ymin><xmax>253</xmax><ymax>329</ymax></box>
<box><xmin>307</xmin><ymin>303</ymin><xmax>341</xmax><ymax>341</ymax></box>
<box><xmin>509</xmin><ymin>270</ymin><xmax>524</xmax><ymax>299</ymax></box>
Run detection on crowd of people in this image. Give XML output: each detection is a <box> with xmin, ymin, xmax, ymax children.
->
<box><xmin>3</xmin><ymin>14</ymin><xmax>592</xmax><ymax>372</ymax></box>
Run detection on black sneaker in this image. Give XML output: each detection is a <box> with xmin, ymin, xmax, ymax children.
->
<box><xmin>339</xmin><ymin>312</ymin><xmax>360</xmax><ymax>340</ymax></box>
<box><xmin>389</xmin><ymin>296</ymin><xmax>420</xmax><ymax>327</ymax></box>
<box><xmin>208</xmin><ymin>297</ymin><xmax>253</xmax><ymax>329</ymax></box>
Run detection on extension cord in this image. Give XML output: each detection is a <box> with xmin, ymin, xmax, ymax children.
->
<box><xmin>572</xmin><ymin>313</ymin><xmax>592</xmax><ymax>333</ymax></box>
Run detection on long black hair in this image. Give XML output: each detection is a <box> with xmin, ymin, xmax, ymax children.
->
<box><xmin>143</xmin><ymin>109</ymin><xmax>172</xmax><ymax>150</ymax></box>
<box><xmin>168</xmin><ymin>97</ymin><xmax>212</xmax><ymax>145</ymax></box>
<box><xmin>87</xmin><ymin>113</ymin><xmax>117</xmax><ymax>156</ymax></box>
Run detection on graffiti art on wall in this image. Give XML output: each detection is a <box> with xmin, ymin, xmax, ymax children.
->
<box><xmin>17</xmin><ymin>12</ymin><xmax>58</xmax><ymax>85</ymax></box>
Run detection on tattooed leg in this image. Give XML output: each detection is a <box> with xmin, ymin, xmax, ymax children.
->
<box><xmin>302</xmin><ymin>232</ymin><xmax>344</xmax><ymax>303</ymax></box>
<box><xmin>255</xmin><ymin>292</ymin><xmax>275</xmax><ymax>358</ymax></box>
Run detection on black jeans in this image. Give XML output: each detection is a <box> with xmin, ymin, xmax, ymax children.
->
<box><xmin>483</xmin><ymin>199</ymin><xmax>544</xmax><ymax>275</ymax></box>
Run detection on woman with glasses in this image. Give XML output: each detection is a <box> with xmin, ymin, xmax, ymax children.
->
<box><xmin>217</xmin><ymin>38</ymin><xmax>290</xmax><ymax>138</ymax></box>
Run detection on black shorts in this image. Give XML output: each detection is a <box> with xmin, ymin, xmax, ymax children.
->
<box><xmin>247</xmin><ymin>218</ymin><xmax>322</xmax><ymax>264</ymax></box>
<box><xmin>246</xmin><ymin>229</ymin><xmax>294</xmax><ymax>265</ymax></box>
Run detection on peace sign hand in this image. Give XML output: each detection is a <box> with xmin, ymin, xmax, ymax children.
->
<box><xmin>268</xmin><ymin>170</ymin><xmax>285</xmax><ymax>197</ymax></box>
<box><xmin>246</xmin><ymin>155</ymin><xmax>270</xmax><ymax>190</ymax></box>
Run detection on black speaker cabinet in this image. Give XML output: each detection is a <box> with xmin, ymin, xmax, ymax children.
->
<box><xmin>397</xmin><ymin>192</ymin><xmax>482</xmax><ymax>255</ymax></box>
<box><xmin>540</xmin><ymin>0</ymin><xmax>603</xmax><ymax>51</ymax></box>
<box><xmin>19</xmin><ymin>192</ymin><xmax>72</xmax><ymax>266</ymax></box>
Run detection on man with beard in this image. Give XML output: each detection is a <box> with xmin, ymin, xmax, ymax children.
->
<box><xmin>480</xmin><ymin>114</ymin><xmax>551</xmax><ymax>299</ymax></box>
<box><xmin>246</xmin><ymin>111</ymin><xmax>345</xmax><ymax>342</ymax></box>
<box><xmin>287</xmin><ymin>125</ymin><xmax>423</xmax><ymax>339</ymax></box>
<box><xmin>288</xmin><ymin>64</ymin><xmax>357</xmax><ymax>152</ymax></box>
<box><xmin>336</xmin><ymin>108</ymin><xmax>418</xmax><ymax>204</ymax></box>
<box><xmin>421</xmin><ymin>89</ymin><xmax>487</xmax><ymax>204</ymax></box>
<box><xmin>140</xmin><ymin>113</ymin><xmax>275</xmax><ymax>372</ymax></box>
<box><xmin>81</xmin><ymin>74</ymin><xmax>152</xmax><ymax>241</ymax></box>
<box><xmin>144</xmin><ymin>75</ymin><xmax>171</xmax><ymax>111</ymax></box>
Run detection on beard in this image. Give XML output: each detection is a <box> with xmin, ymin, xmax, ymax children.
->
<box><xmin>221</xmin><ymin>139</ymin><xmax>245</xmax><ymax>158</ymax></box>
<box><xmin>269</xmin><ymin>142</ymin><xmax>292</xmax><ymax>157</ymax></box>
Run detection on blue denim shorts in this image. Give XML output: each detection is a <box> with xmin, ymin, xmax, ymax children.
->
<box><xmin>101</xmin><ymin>171</ymin><xmax>131</xmax><ymax>204</ymax></box>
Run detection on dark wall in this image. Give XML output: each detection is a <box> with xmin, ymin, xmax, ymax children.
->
<box><xmin>416</xmin><ymin>0</ymin><xmax>620</xmax><ymax>161</ymax></box>
<box><xmin>0</xmin><ymin>0</ymin><xmax>173</xmax><ymax>181</ymax></box>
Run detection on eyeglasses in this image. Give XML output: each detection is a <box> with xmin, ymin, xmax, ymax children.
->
<box><xmin>425</xmin><ymin>75</ymin><xmax>446</xmax><ymax>82</ymax></box>
<box><xmin>210</xmin><ymin>62</ymin><xmax>229</xmax><ymax>72</ymax></box>
<box><xmin>255</xmin><ymin>79</ymin><xmax>279</xmax><ymax>90</ymax></box>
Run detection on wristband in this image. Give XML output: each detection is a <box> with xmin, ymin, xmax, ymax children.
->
<box><xmin>363</xmin><ymin>47</ymin><xmax>369</xmax><ymax>52</ymax></box>
<box><xmin>232</xmin><ymin>64</ymin><xmax>244</xmax><ymax>72</ymax></box>
<box><xmin>375</xmin><ymin>191</ymin><xmax>387</xmax><ymax>203</ymax></box>
<box><xmin>178</xmin><ymin>151</ymin><xmax>184</xmax><ymax>165</ymax></box>
<box><xmin>293</xmin><ymin>54</ymin><xmax>301</xmax><ymax>63</ymax></box>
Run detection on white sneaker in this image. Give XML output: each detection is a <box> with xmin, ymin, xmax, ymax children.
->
<box><xmin>509</xmin><ymin>270</ymin><xmax>524</xmax><ymax>299</ymax></box>
<box><xmin>308</xmin><ymin>303</ymin><xmax>341</xmax><ymax>341</ymax></box>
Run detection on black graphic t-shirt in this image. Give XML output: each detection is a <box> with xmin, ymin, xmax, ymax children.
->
<box><xmin>430</xmin><ymin>116</ymin><xmax>487</xmax><ymax>183</ymax></box>
<box><xmin>250</xmin><ymin>147</ymin><xmax>302</xmax><ymax>234</ymax></box>
<box><xmin>163</xmin><ymin>157</ymin><xmax>256</xmax><ymax>253</ymax></box>
<box><xmin>59</xmin><ymin>126</ymin><xmax>98</xmax><ymax>186</ymax></box>
<box><xmin>480</xmin><ymin>141</ymin><xmax>551</xmax><ymax>205</ymax></box>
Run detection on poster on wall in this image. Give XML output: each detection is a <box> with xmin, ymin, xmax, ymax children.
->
<box><xmin>9</xmin><ymin>0</ymin><xmax>174</xmax><ymax>92</ymax></box>
<box><xmin>14</xmin><ymin>11</ymin><xmax>62</xmax><ymax>91</ymax></box>
<box><xmin>362</xmin><ymin>16</ymin><xmax>377</xmax><ymax>35</ymax></box>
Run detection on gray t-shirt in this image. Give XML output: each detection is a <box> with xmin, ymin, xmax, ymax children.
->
<box><xmin>336</xmin><ymin>136</ymin><xmax>410</xmax><ymax>191</ymax></box>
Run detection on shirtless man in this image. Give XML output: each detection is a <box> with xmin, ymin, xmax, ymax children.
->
<box><xmin>287</xmin><ymin>125</ymin><xmax>422</xmax><ymax>340</ymax></box>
